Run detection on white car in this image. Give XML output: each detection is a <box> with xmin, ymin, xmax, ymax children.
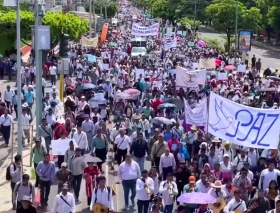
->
<box><xmin>131</xmin><ymin>47</ymin><xmax>147</xmax><ymax>57</ymax></box>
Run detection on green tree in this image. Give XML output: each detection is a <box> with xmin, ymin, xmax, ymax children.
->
<box><xmin>42</xmin><ymin>12</ymin><xmax>88</xmax><ymax>47</ymax></box>
<box><xmin>267</xmin><ymin>6</ymin><xmax>280</xmax><ymax>41</ymax></box>
<box><xmin>0</xmin><ymin>11</ymin><xmax>88</xmax><ymax>48</ymax></box>
<box><xmin>180</xmin><ymin>17</ymin><xmax>201</xmax><ymax>30</ymax></box>
<box><xmin>151</xmin><ymin>0</ymin><xmax>175</xmax><ymax>20</ymax></box>
<box><xmin>206</xmin><ymin>0</ymin><xmax>262</xmax><ymax>51</ymax></box>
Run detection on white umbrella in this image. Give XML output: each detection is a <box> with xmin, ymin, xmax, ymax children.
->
<box><xmin>84</xmin><ymin>154</ymin><xmax>102</xmax><ymax>163</ymax></box>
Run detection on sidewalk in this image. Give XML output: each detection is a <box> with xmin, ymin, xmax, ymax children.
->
<box><xmin>0</xmin><ymin>81</ymin><xmax>64</xmax><ymax>212</ymax></box>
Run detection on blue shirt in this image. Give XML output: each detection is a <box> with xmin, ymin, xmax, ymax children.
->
<box><xmin>36</xmin><ymin>161</ymin><xmax>56</xmax><ymax>182</ymax></box>
<box><xmin>25</xmin><ymin>91</ymin><xmax>34</xmax><ymax>104</ymax></box>
<box><xmin>164</xmin><ymin>131</ymin><xmax>173</xmax><ymax>142</ymax></box>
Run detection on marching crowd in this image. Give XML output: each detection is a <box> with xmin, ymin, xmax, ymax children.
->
<box><xmin>3</xmin><ymin>1</ymin><xmax>280</xmax><ymax>213</ymax></box>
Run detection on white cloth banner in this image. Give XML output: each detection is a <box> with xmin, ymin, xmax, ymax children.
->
<box><xmin>51</xmin><ymin>139</ymin><xmax>78</xmax><ymax>155</ymax></box>
<box><xmin>184</xmin><ymin>98</ymin><xmax>207</xmax><ymax>126</ymax></box>
<box><xmin>164</xmin><ymin>35</ymin><xmax>177</xmax><ymax>50</ymax></box>
<box><xmin>176</xmin><ymin>66</ymin><xmax>207</xmax><ymax>88</ymax></box>
<box><xmin>208</xmin><ymin>92</ymin><xmax>280</xmax><ymax>149</ymax></box>
<box><xmin>131</xmin><ymin>23</ymin><xmax>159</xmax><ymax>36</ymax></box>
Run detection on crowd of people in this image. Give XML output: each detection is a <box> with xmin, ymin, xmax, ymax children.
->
<box><xmin>3</xmin><ymin>1</ymin><xmax>280</xmax><ymax>213</ymax></box>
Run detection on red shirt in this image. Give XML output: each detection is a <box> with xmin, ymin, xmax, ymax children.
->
<box><xmin>152</xmin><ymin>99</ymin><xmax>163</xmax><ymax>112</ymax></box>
<box><xmin>84</xmin><ymin>166</ymin><xmax>100</xmax><ymax>198</ymax></box>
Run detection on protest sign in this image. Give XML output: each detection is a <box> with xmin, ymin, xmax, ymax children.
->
<box><xmin>131</xmin><ymin>23</ymin><xmax>159</xmax><ymax>36</ymax></box>
<box><xmin>237</xmin><ymin>64</ymin><xmax>246</xmax><ymax>72</ymax></box>
<box><xmin>51</xmin><ymin>139</ymin><xmax>78</xmax><ymax>155</ymax></box>
<box><xmin>217</xmin><ymin>72</ymin><xmax>228</xmax><ymax>80</ymax></box>
<box><xmin>184</xmin><ymin>98</ymin><xmax>207</xmax><ymax>126</ymax></box>
<box><xmin>199</xmin><ymin>58</ymin><xmax>216</xmax><ymax>69</ymax></box>
<box><xmin>208</xmin><ymin>92</ymin><xmax>280</xmax><ymax>149</ymax></box>
<box><xmin>176</xmin><ymin>66</ymin><xmax>207</xmax><ymax>88</ymax></box>
<box><xmin>135</xmin><ymin>69</ymin><xmax>145</xmax><ymax>79</ymax></box>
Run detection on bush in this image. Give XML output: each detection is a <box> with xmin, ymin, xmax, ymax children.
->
<box><xmin>198</xmin><ymin>36</ymin><xmax>224</xmax><ymax>52</ymax></box>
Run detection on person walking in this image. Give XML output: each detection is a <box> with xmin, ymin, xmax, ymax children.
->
<box><xmin>13</xmin><ymin>174</ymin><xmax>35</xmax><ymax>210</ymax></box>
<box><xmin>114</xmin><ymin>128</ymin><xmax>130</xmax><ymax>165</ymax></box>
<box><xmin>130</xmin><ymin>132</ymin><xmax>149</xmax><ymax>172</ymax></box>
<box><xmin>9</xmin><ymin>154</ymin><xmax>22</xmax><ymax>210</ymax></box>
<box><xmin>0</xmin><ymin>108</ymin><xmax>13</xmax><ymax>147</ymax></box>
<box><xmin>31</xmin><ymin>139</ymin><xmax>46</xmax><ymax>187</ymax></box>
<box><xmin>118</xmin><ymin>154</ymin><xmax>141</xmax><ymax>210</ymax></box>
<box><xmin>69</xmin><ymin>147</ymin><xmax>86</xmax><ymax>203</ymax></box>
<box><xmin>151</xmin><ymin>134</ymin><xmax>168</xmax><ymax>170</ymax></box>
<box><xmin>159</xmin><ymin>148</ymin><xmax>176</xmax><ymax>180</ymax></box>
<box><xmin>35</xmin><ymin>153</ymin><xmax>56</xmax><ymax>210</ymax></box>
<box><xmin>38</xmin><ymin>119</ymin><xmax>53</xmax><ymax>153</ymax></box>
<box><xmin>52</xmin><ymin>183</ymin><xmax>75</xmax><ymax>213</ymax></box>
<box><xmin>16</xmin><ymin>195</ymin><xmax>37</xmax><ymax>213</ymax></box>
<box><xmin>56</xmin><ymin>162</ymin><xmax>72</xmax><ymax>193</ymax></box>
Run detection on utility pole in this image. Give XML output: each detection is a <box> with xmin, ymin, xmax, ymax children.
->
<box><xmin>105</xmin><ymin>1</ymin><xmax>107</xmax><ymax>19</ymax></box>
<box><xmin>234</xmin><ymin>0</ymin><xmax>238</xmax><ymax>63</ymax></box>
<box><xmin>35</xmin><ymin>0</ymin><xmax>43</xmax><ymax>137</ymax></box>
<box><xmin>193</xmin><ymin>0</ymin><xmax>197</xmax><ymax>35</ymax></box>
<box><xmin>89</xmin><ymin>0</ymin><xmax>92</xmax><ymax>38</ymax></box>
<box><xmin>16</xmin><ymin>0</ymin><xmax>22</xmax><ymax>155</ymax></box>
<box><xmin>93</xmin><ymin>0</ymin><xmax>96</xmax><ymax>36</ymax></box>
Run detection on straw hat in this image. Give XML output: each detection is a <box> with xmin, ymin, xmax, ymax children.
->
<box><xmin>212</xmin><ymin>137</ymin><xmax>221</xmax><ymax>143</ymax></box>
<box><xmin>190</xmin><ymin>125</ymin><xmax>197</xmax><ymax>131</ymax></box>
<box><xmin>211</xmin><ymin>180</ymin><xmax>223</xmax><ymax>188</ymax></box>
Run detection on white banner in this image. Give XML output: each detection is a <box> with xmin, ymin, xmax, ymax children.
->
<box><xmin>184</xmin><ymin>98</ymin><xmax>207</xmax><ymax>126</ymax></box>
<box><xmin>164</xmin><ymin>34</ymin><xmax>177</xmax><ymax>50</ymax></box>
<box><xmin>208</xmin><ymin>92</ymin><xmax>280</xmax><ymax>149</ymax></box>
<box><xmin>131</xmin><ymin>23</ymin><xmax>159</xmax><ymax>36</ymax></box>
<box><xmin>199</xmin><ymin>58</ymin><xmax>216</xmax><ymax>69</ymax></box>
<box><xmin>176</xmin><ymin>66</ymin><xmax>207</xmax><ymax>88</ymax></box>
<box><xmin>51</xmin><ymin>139</ymin><xmax>78</xmax><ymax>155</ymax></box>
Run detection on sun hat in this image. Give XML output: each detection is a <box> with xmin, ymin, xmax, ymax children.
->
<box><xmin>211</xmin><ymin>180</ymin><xmax>223</xmax><ymax>188</ymax></box>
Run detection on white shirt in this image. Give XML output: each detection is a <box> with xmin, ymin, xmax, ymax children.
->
<box><xmin>220</xmin><ymin>161</ymin><xmax>233</xmax><ymax>173</ymax></box>
<box><xmin>247</xmin><ymin>150</ymin><xmax>259</xmax><ymax>167</ymax></box>
<box><xmin>49</xmin><ymin>66</ymin><xmax>57</xmax><ymax>75</ymax></box>
<box><xmin>73</xmin><ymin>131</ymin><xmax>88</xmax><ymax>149</ymax></box>
<box><xmin>45</xmin><ymin>114</ymin><xmax>56</xmax><ymax>125</ymax></box>
<box><xmin>118</xmin><ymin>160</ymin><xmax>141</xmax><ymax>181</ymax></box>
<box><xmin>90</xmin><ymin>187</ymin><xmax>114</xmax><ymax>211</ymax></box>
<box><xmin>4</xmin><ymin>90</ymin><xmax>14</xmax><ymax>102</ymax></box>
<box><xmin>219</xmin><ymin>149</ymin><xmax>234</xmax><ymax>162</ymax></box>
<box><xmin>136</xmin><ymin>177</ymin><xmax>154</xmax><ymax>201</ymax></box>
<box><xmin>22</xmin><ymin>113</ymin><xmax>31</xmax><ymax>129</ymax></box>
<box><xmin>159</xmin><ymin>153</ymin><xmax>176</xmax><ymax>174</ymax></box>
<box><xmin>159</xmin><ymin>181</ymin><xmax>178</xmax><ymax>205</ymax></box>
<box><xmin>114</xmin><ymin>135</ymin><xmax>130</xmax><ymax>150</ymax></box>
<box><xmin>258</xmin><ymin>169</ymin><xmax>280</xmax><ymax>190</ymax></box>
<box><xmin>49</xmin><ymin>97</ymin><xmax>60</xmax><ymax>106</ymax></box>
<box><xmin>52</xmin><ymin>192</ymin><xmax>75</xmax><ymax>213</ymax></box>
<box><xmin>223</xmin><ymin>198</ymin><xmax>247</xmax><ymax>213</ymax></box>
<box><xmin>208</xmin><ymin>188</ymin><xmax>226</xmax><ymax>199</ymax></box>
<box><xmin>0</xmin><ymin>114</ymin><xmax>13</xmax><ymax>126</ymax></box>
<box><xmin>235</xmin><ymin>170</ymin><xmax>254</xmax><ymax>180</ymax></box>
<box><xmin>232</xmin><ymin>155</ymin><xmax>252</xmax><ymax>171</ymax></box>
<box><xmin>196</xmin><ymin>180</ymin><xmax>210</xmax><ymax>193</ymax></box>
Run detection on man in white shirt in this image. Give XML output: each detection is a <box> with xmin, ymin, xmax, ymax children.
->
<box><xmin>72</xmin><ymin>127</ymin><xmax>88</xmax><ymax>155</ymax></box>
<box><xmin>223</xmin><ymin>188</ymin><xmax>247</xmax><ymax>213</ymax></box>
<box><xmin>136</xmin><ymin>169</ymin><xmax>154</xmax><ymax>213</ymax></box>
<box><xmin>90</xmin><ymin>176</ymin><xmax>114</xmax><ymax>212</ymax></box>
<box><xmin>232</xmin><ymin>148</ymin><xmax>252</xmax><ymax>172</ymax></box>
<box><xmin>114</xmin><ymin>128</ymin><xmax>130</xmax><ymax>165</ymax></box>
<box><xmin>159</xmin><ymin>148</ymin><xmax>176</xmax><ymax>180</ymax></box>
<box><xmin>118</xmin><ymin>154</ymin><xmax>141</xmax><ymax>210</ymax></box>
<box><xmin>0</xmin><ymin>108</ymin><xmax>13</xmax><ymax>146</ymax></box>
<box><xmin>159</xmin><ymin>173</ymin><xmax>178</xmax><ymax>213</ymax></box>
<box><xmin>258</xmin><ymin>161</ymin><xmax>280</xmax><ymax>190</ymax></box>
<box><xmin>49</xmin><ymin>64</ymin><xmax>57</xmax><ymax>86</ymax></box>
<box><xmin>52</xmin><ymin>183</ymin><xmax>75</xmax><ymax>213</ymax></box>
<box><xmin>208</xmin><ymin>180</ymin><xmax>226</xmax><ymax>199</ymax></box>
<box><xmin>4</xmin><ymin>85</ymin><xmax>14</xmax><ymax>110</ymax></box>
<box><xmin>22</xmin><ymin>108</ymin><xmax>31</xmax><ymax>146</ymax></box>
<box><xmin>196</xmin><ymin>173</ymin><xmax>211</xmax><ymax>193</ymax></box>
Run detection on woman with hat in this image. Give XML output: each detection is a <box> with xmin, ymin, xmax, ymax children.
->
<box><xmin>220</xmin><ymin>153</ymin><xmax>233</xmax><ymax>183</ymax></box>
<box><xmin>16</xmin><ymin>195</ymin><xmax>37</xmax><ymax>213</ymax></box>
<box><xmin>211</xmin><ymin>137</ymin><xmax>222</xmax><ymax>157</ymax></box>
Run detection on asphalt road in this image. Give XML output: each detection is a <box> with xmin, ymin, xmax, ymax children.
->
<box><xmin>198</xmin><ymin>30</ymin><xmax>280</xmax><ymax>71</ymax></box>
<box><xmin>41</xmin><ymin>160</ymin><xmax>153</xmax><ymax>213</ymax></box>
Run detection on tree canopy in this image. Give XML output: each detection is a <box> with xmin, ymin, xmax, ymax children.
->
<box><xmin>0</xmin><ymin>11</ymin><xmax>88</xmax><ymax>46</ymax></box>
<box><xmin>85</xmin><ymin>1</ymin><xmax>118</xmax><ymax>18</ymax></box>
<box><xmin>205</xmin><ymin>0</ymin><xmax>262</xmax><ymax>50</ymax></box>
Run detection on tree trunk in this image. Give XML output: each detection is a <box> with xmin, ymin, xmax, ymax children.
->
<box><xmin>227</xmin><ymin>33</ymin><xmax>231</xmax><ymax>53</ymax></box>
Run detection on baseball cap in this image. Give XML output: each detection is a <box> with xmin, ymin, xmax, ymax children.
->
<box><xmin>61</xmin><ymin>162</ymin><xmax>67</xmax><ymax>167</ymax></box>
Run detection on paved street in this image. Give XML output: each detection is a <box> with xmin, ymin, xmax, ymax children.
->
<box><xmin>198</xmin><ymin>30</ymin><xmax>280</xmax><ymax>71</ymax></box>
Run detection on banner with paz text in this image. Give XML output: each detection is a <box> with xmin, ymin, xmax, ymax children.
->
<box><xmin>208</xmin><ymin>92</ymin><xmax>280</xmax><ymax>149</ymax></box>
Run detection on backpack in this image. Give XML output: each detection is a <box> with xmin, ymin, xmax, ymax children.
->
<box><xmin>222</xmin><ymin>148</ymin><xmax>233</xmax><ymax>158</ymax></box>
<box><xmin>94</xmin><ymin>187</ymin><xmax>111</xmax><ymax>203</ymax></box>
<box><xmin>237</xmin><ymin>156</ymin><xmax>249</xmax><ymax>165</ymax></box>
<box><xmin>15</xmin><ymin>182</ymin><xmax>32</xmax><ymax>195</ymax></box>
<box><xmin>6</xmin><ymin>164</ymin><xmax>16</xmax><ymax>181</ymax></box>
